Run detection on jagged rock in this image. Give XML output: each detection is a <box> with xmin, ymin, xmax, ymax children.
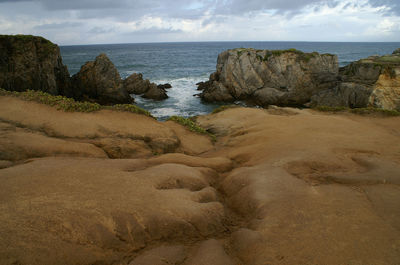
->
<box><xmin>143</xmin><ymin>83</ymin><xmax>168</xmax><ymax>100</ymax></box>
<box><xmin>200</xmin><ymin>81</ymin><xmax>234</xmax><ymax>102</ymax></box>
<box><xmin>198</xmin><ymin>48</ymin><xmax>338</xmax><ymax>106</ymax></box>
<box><xmin>393</xmin><ymin>48</ymin><xmax>400</xmax><ymax>55</ymax></box>
<box><xmin>123</xmin><ymin>73</ymin><xmax>152</xmax><ymax>94</ymax></box>
<box><xmin>157</xmin><ymin>83</ymin><xmax>172</xmax><ymax>89</ymax></box>
<box><xmin>123</xmin><ymin>72</ymin><xmax>169</xmax><ymax>100</ymax></box>
<box><xmin>312</xmin><ymin>54</ymin><xmax>400</xmax><ymax>110</ymax></box>
<box><xmin>0</xmin><ymin>35</ymin><xmax>71</xmax><ymax>96</ymax></box>
<box><xmin>71</xmin><ymin>53</ymin><xmax>133</xmax><ymax>105</ymax></box>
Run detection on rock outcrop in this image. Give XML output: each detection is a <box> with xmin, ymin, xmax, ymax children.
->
<box><xmin>198</xmin><ymin>48</ymin><xmax>338</xmax><ymax>106</ymax></box>
<box><xmin>312</xmin><ymin>52</ymin><xmax>400</xmax><ymax>111</ymax></box>
<box><xmin>0</xmin><ymin>34</ymin><xmax>169</xmax><ymax>105</ymax></box>
<box><xmin>393</xmin><ymin>48</ymin><xmax>400</xmax><ymax>55</ymax></box>
<box><xmin>1</xmin><ymin>91</ymin><xmax>400</xmax><ymax>265</ymax></box>
<box><xmin>71</xmin><ymin>53</ymin><xmax>133</xmax><ymax>105</ymax></box>
<box><xmin>123</xmin><ymin>72</ymin><xmax>168</xmax><ymax>100</ymax></box>
<box><xmin>0</xmin><ymin>35</ymin><xmax>71</xmax><ymax>96</ymax></box>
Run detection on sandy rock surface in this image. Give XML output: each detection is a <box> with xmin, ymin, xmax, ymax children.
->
<box><xmin>1</xmin><ymin>95</ymin><xmax>400</xmax><ymax>264</ymax></box>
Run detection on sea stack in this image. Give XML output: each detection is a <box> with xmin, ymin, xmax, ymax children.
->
<box><xmin>71</xmin><ymin>53</ymin><xmax>133</xmax><ymax>105</ymax></box>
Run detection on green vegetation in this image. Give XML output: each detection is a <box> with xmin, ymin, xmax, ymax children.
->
<box><xmin>376</xmin><ymin>56</ymin><xmax>400</xmax><ymax>64</ymax></box>
<box><xmin>0</xmin><ymin>34</ymin><xmax>57</xmax><ymax>54</ymax></box>
<box><xmin>0</xmin><ymin>88</ymin><xmax>153</xmax><ymax>117</ymax></box>
<box><xmin>256</xmin><ymin>54</ymin><xmax>264</xmax><ymax>61</ymax></box>
<box><xmin>313</xmin><ymin>105</ymin><xmax>400</xmax><ymax>117</ymax></box>
<box><xmin>107</xmin><ymin>104</ymin><xmax>153</xmax><ymax>117</ymax></box>
<box><xmin>212</xmin><ymin>104</ymin><xmax>240</xmax><ymax>114</ymax></box>
<box><xmin>236</xmin><ymin>48</ymin><xmax>247</xmax><ymax>57</ymax></box>
<box><xmin>167</xmin><ymin>116</ymin><xmax>216</xmax><ymax>142</ymax></box>
<box><xmin>262</xmin><ymin>49</ymin><xmax>333</xmax><ymax>63</ymax></box>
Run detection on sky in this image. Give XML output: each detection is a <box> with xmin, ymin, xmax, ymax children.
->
<box><xmin>0</xmin><ymin>0</ymin><xmax>399</xmax><ymax>45</ymax></box>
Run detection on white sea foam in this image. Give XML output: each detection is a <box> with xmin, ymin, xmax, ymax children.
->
<box><xmin>133</xmin><ymin>74</ymin><xmax>219</xmax><ymax>120</ymax></box>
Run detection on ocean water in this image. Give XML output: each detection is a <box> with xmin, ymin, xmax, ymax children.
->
<box><xmin>60</xmin><ymin>42</ymin><xmax>400</xmax><ymax>120</ymax></box>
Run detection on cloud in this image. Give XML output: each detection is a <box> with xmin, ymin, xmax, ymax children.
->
<box><xmin>34</xmin><ymin>22</ymin><xmax>83</xmax><ymax>30</ymax></box>
<box><xmin>0</xmin><ymin>0</ymin><xmax>399</xmax><ymax>44</ymax></box>
<box><xmin>368</xmin><ymin>0</ymin><xmax>400</xmax><ymax>15</ymax></box>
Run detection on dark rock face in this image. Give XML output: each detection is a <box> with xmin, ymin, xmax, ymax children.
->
<box><xmin>124</xmin><ymin>73</ymin><xmax>151</xmax><ymax>94</ymax></box>
<box><xmin>0</xmin><ymin>35</ymin><xmax>168</xmax><ymax>105</ymax></box>
<box><xmin>143</xmin><ymin>83</ymin><xmax>168</xmax><ymax>100</ymax></box>
<box><xmin>0</xmin><ymin>35</ymin><xmax>71</xmax><ymax>96</ymax></box>
<box><xmin>157</xmin><ymin>83</ymin><xmax>172</xmax><ymax>89</ymax></box>
<box><xmin>312</xmin><ymin>53</ymin><xmax>400</xmax><ymax>111</ymax></box>
<box><xmin>393</xmin><ymin>48</ymin><xmax>400</xmax><ymax>55</ymax></box>
<box><xmin>198</xmin><ymin>48</ymin><xmax>339</xmax><ymax>106</ymax></box>
<box><xmin>71</xmin><ymin>53</ymin><xmax>133</xmax><ymax>105</ymax></box>
<box><xmin>123</xmin><ymin>72</ymin><xmax>168</xmax><ymax>100</ymax></box>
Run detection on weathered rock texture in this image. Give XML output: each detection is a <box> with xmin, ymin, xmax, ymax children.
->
<box><xmin>0</xmin><ymin>35</ymin><xmax>168</xmax><ymax>104</ymax></box>
<box><xmin>312</xmin><ymin>53</ymin><xmax>400</xmax><ymax>110</ymax></box>
<box><xmin>71</xmin><ymin>53</ymin><xmax>133</xmax><ymax>105</ymax></box>
<box><xmin>1</xmin><ymin>93</ymin><xmax>400</xmax><ymax>264</ymax></box>
<box><xmin>198</xmin><ymin>48</ymin><xmax>338</xmax><ymax>106</ymax></box>
<box><xmin>123</xmin><ymin>72</ymin><xmax>168</xmax><ymax>100</ymax></box>
<box><xmin>0</xmin><ymin>35</ymin><xmax>71</xmax><ymax>96</ymax></box>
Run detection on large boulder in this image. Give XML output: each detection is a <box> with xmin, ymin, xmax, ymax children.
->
<box><xmin>123</xmin><ymin>72</ymin><xmax>168</xmax><ymax>100</ymax></box>
<box><xmin>198</xmin><ymin>48</ymin><xmax>338</xmax><ymax>106</ymax></box>
<box><xmin>0</xmin><ymin>35</ymin><xmax>71</xmax><ymax>96</ymax></box>
<box><xmin>71</xmin><ymin>53</ymin><xmax>133</xmax><ymax>105</ymax></box>
<box><xmin>123</xmin><ymin>73</ymin><xmax>152</xmax><ymax>94</ymax></box>
<box><xmin>393</xmin><ymin>48</ymin><xmax>400</xmax><ymax>55</ymax></box>
<box><xmin>312</xmin><ymin>53</ymin><xmax>400</xmax><ymax>110</ymax></box>
<box><xmin>143</xmin><ymin>83</ymin><xmax>168</xmax><ymax>100</ymax></box>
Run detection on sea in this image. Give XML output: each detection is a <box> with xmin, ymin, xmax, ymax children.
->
<box><xmin>60</xmin><ymin>42</ymin><xmax>400</xmax><ymax>120</ymax></box>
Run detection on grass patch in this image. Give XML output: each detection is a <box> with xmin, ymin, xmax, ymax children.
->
<box><xmin>1</xmin><ymin>34</ymin><xmax>57</xmax><ymax>53</ymax></box>
<box><xmin>262</xmin><ymin>49</ymin><xmax>333</xmax><ymax>63</ymax></box>
<box><xmin>0</xmin><ymin>88</ymin><xmax>153</xmax><ymax>117</ymax></box>
<box><xmin>313</xmin><ymin>105</ymin><xmax>400</xmax><ymax>117</ymax></box>
<box><xmin>212</xmin><ymin>105</ymin><xmax>241</xmax><ymax>114</ymax></box>
<box><xmin>375</xmin><ymin>56</ymin><xmax>400</xmax><ymax>64</ymax></box>
<box><xmin>107</xmin><ymin>104</ymin><xmax>153</xmax><ymax>117</ymax></box>
<box><xmin>167</xmin><ymin>116</ymin><xmax>216</xmax><ymax>142</ymax></box>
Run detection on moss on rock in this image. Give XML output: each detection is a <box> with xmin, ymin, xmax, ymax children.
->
<box><xmin>0</xmin><ymin>88</ymin><xmax>153</xmax><ymax>117</ymax></box>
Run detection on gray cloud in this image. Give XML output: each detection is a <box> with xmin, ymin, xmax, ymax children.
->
<box><xmin>34</xmin><ymin>22</ymin><xmax>83</xmax><ymax>30</ymax></box>
<box><xmin>221</xmin><ymin>0</ymin><xmax>337</xmax><ymax>14</ymax></box>
<box><xmin>128</xmin><ymin>27</ymin><xmax>183</xmax><ymax>35</ymax></box>
<box><xmin>0</xmin><ymin>0</ymin><xmax>341</xmax><ymax>18</ymax></box>
<box><xmin>368</xmin><ymin>0</ymin><xmax>400</xmax><ymax>15</ymax></box>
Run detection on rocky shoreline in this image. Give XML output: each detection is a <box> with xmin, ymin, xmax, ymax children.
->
<box><xmin>0</xmin><ymin>35</ymin><xmax>170</xmax><ymax>105</ymax></box>
<box><xmin>1</xmin><ymin>91</ymin><xmax>400</xmax><ymax>264</ymax></box>
<box><xmin>198</xmin><ymin>48</ymin><xmax>400</xmax><ymax>111</ymax></box>
<box><xmin>1</xmin><ymin>35</ymin><xmax>400</xmax><ymax>265</ymax></box>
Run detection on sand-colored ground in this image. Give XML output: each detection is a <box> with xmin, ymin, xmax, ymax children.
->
<box><xmin>0</xmin><ymin>96</ymin><xmax>399</xmax><ymax>264</ymax></box>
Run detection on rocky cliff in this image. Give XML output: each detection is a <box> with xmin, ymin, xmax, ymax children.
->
<box><xmin>312</xmin><ymin>52</ymin><xmax>400</xmax><ymax>111</ymax></box>
<box><xmin>0</xmin><ymin>35</ymin><xmax>169</xmax><ymax>105</ymax></box>
<box><xmin>198</xmin><ymin>48</ymin><xmax>338</xmax><ymax>106</ymax></box>
<box><xmin>71</xmin><ymin>53</ymin><xmax>133</xmax><ymax>105</ymax></box>
<box><xmin>0</xmin><ymin>35</ymin><xmax>71</xmax><ymax>96</ymax></box>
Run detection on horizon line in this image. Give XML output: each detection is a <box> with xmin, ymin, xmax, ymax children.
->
<box><xmin>60</xmin><ymin>40</ymin><xmax>400</xmax><ymax>47</ymax></box>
